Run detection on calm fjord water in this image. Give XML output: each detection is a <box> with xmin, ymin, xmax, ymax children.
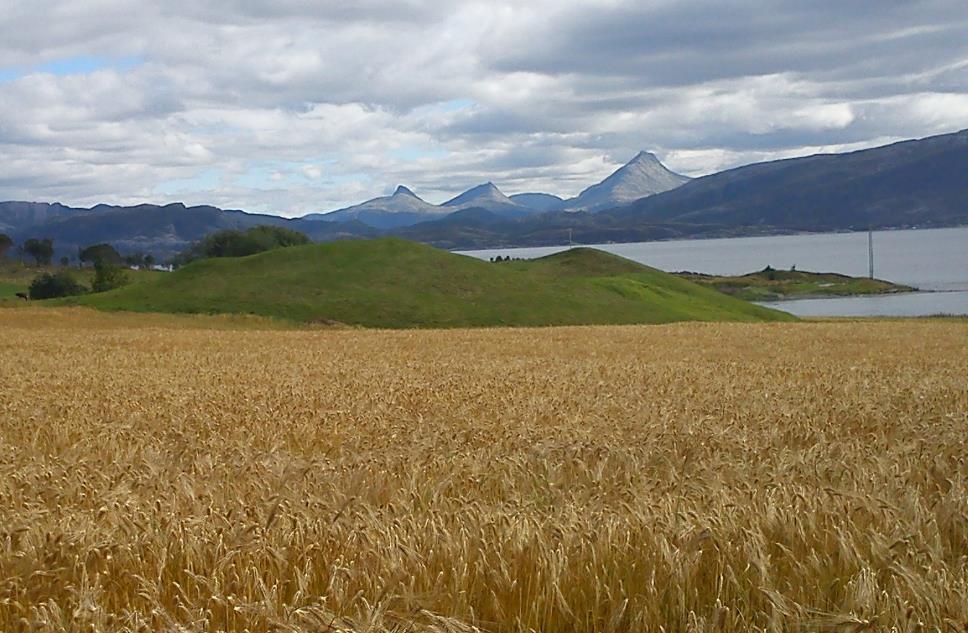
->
<box><xmin>458</xmin><ymin>227</ymin><xmax>968</xmax><ymax>317</ymax></box>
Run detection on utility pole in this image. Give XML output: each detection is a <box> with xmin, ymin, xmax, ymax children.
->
<box><xmin>868</xmin><ymin>227</ymin><xmax>874</xmax><ymax>279</ymax></box>
<box><xmin>568</xmin><ymin>228</ymin><xmax>573</xmax><ymax>246</ymax></box>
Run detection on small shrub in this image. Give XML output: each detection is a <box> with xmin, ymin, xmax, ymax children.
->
<box><xmin>28</xmin><ymin>271</ymin><xmax>87</xmax><ymax>299</ymax></box>
<box><xmin>91</xmin><ymin>260</ymin><xmax>129</xmax><ymax>293</ymax></box>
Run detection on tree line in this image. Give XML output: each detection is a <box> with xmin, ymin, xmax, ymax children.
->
<box><xmin>0</xmin><ymin>235</ymin><xmax>142</xmax><ymax>299</ymax></box>
<box><xmin>2</xmin><ymin>225</ymin><xmax>312</xmax><ymax>300</ymax></box>
<box><xmin>0</xmin><ymin>234</ymin><xmax>55</xmax><ymax>266</ymax></box>
<box><xmin>0</xmin><ymin>234</ymin><xmax>164</xmax><ymax>269</ymax></box>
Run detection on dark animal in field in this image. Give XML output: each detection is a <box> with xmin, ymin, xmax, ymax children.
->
<box><xmin>15</xmin><ymin>292</ymin><xmax>29</xmax><ymax>301</ymax></box>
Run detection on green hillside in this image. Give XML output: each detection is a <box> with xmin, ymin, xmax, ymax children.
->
<box><xmin>677</xmin><ymin>268</ymin><xmax>915</xmax><ymax>301</ymax></box>
<box><xmin>0</xmin><ymin>261</ymin><xmax>162</xmax><ymax>305</ymax></box>
<box><xmin>67</xmin><ymin>239</ymin><xmax>794</xmax><ymax>327</ymax></box>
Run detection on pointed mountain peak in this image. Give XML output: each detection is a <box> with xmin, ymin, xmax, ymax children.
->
<box><xmin>629</xmin><ymin>150</ymin><xmax>660</xmax><ymax>164</ymax></box>
<box><xmin>443</xmin><ymin>181</ymin><xmax>519</xmax><ymax>209</ymax></box>
<box><xmin>465</xmin><ymin>181</ymin><xmax>501</xmax><ymax>194</ymax></box>
<box><xmin>562</xmin><ymin>150</ymin><xmax>690</xmax><ymax>212</ymax></box>
<box><xmin>392</xmin><ymin>185</ymin><xmax>418</xmax><ymax>197</ymax></box>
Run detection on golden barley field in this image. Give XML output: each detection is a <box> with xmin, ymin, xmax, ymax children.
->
<box><xmin>1</xmin><ymin>308</ymin><xmax>965</xmax><ymax>632</ymax></box>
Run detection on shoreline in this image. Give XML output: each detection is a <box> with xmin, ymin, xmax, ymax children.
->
<box><xmin>752</xmin><ymin>287</ymin><xmax>923</xmax><ymax>302</ymax></box>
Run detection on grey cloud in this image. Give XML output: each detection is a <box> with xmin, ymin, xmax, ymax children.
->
<box><xmin>158</xmin><ymin>0</ymin><xmax>448</xmax><ymax>25</ymax></box>
<box><xmin>490</xmin><ymin>1</ymin><xmax>967</xmax><ymax>86</ymax></box>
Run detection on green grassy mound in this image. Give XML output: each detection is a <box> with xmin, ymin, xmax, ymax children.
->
<box><xmin>677</xmin><ymin>268</ymin><xmax>916</xmax><ymax>301</ymax></box>
<box><xmin>67</xmin><ymin>239</ymin><xmax>795</xmax><ymax>327</ymax></box>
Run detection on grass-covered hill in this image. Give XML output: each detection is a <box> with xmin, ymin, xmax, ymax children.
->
<box><xmin>0</xmin><ymin>260</ymin><xmax>162</xmax><ymax>304</ymax></box>
<box><xmin>677</xmin><ymin>268</ymin><xmax>916</xmax><ymax>301</ymax></box>
<box><xmin>67</xmin><ymin>238</ymin><xmax>794</xmax><ymax>327</ymax></box>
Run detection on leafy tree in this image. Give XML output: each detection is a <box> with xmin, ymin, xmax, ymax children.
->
<box><xmin>124</xmin><ymin>252</ymin><xmax>149</xmax><ymax>268</ymax></box>
<box><xmin>0</xmin><ymin>233</ymin><xmax>12</xmax><ymax>259</ymax></box>
<box><xmin>60</xmin><ymin>256</ymin><xmax>70</xmax><ymax>267</ymax></box>
<box><xmin>23</xmin><ymin>238</ymin><xmax>54</xmax><ymax>266</ymax></box>
<box><xmin>79</xmin><ymin>243</ymin><xmax>122</xmax><ymax>266</ymax></box>
<box><xmin>144</xmin><ymin>254</ymin><xmax>156</xmax><ymax>269</ymax></box>
<box><xmin>182</xmin><ymin>225</ymin><xmax>310</xmax><ymax>262</ymax></box>
<box><xmin>29</xmin><ymin>271</ymin><xmax>87</xmax><ymax>299</ymax></box>
<box><xmin>91</xmin><ymin>259</ymin><xmax>129</xmax><ymax>293</ymax></box>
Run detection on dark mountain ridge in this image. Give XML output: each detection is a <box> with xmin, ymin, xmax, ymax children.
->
<box><xmin>607</xmin><ymin>128</ymin><xmax>968</xmax><ymax>231</ymax></box>
<box><xmin>509</xmin><ymin>193</ymin><xmax>565</xmax><ymax>211</ymax></box>
<box><xmin>0</xmin><ymin>201</ymin><xmax>374</xmax><ymax>258</ymax></box>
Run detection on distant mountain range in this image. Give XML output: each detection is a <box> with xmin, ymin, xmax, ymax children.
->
<box><xmin>398</xmin><ymin>129</ymin><xmax>968</xmax><ymax>248</ymax></box>
<box><xmin>302</xmin><ymin>185</ymin><xmax>446</xmax><ymax>229</ymax></box>
<box><xmin>2</xmin><ymin>129</ymin><xmax>966</xmax><ymax>257</ymax></box>
<box><xmin>0</xmin><ymin>202</ymin><xmax>377</xmax><ymax>258</ymax></box>
<box><xmin>301</xmin><ymin>151</ymin><xmax>689</xmax><ymax>229</ymax></box>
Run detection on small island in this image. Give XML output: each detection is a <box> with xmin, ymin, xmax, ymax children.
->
<box><xmin>675</xmin><ymin>266</ymin><xmax>917</xmax><ymax>301</ymax></box>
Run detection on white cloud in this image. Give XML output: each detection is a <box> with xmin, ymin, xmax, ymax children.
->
<box><xmin>300</xmin><ymin>164</ymin><xmax>323</xmax><ymax>179</ymax></box>
<box><xmin>0</xmin><ymin>0</ymin><xmax>965</xmax><ymax>214</ymax></box>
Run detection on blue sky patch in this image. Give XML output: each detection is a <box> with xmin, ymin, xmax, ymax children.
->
<box><xmin>0</xmin><ymin>55</ymin><xmax>142</xmax><ymax>83</ymax></box>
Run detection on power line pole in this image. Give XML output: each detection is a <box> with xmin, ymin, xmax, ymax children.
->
<box><xmin>868</xmin><ymin>227</ymin><xmax>874</xmax><ymax>279</ymax></box>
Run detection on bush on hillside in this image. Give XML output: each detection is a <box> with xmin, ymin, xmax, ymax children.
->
<box><xmin>181</xmin><ymin>225</ymin><xmax>311</xmax><ymax>263</ymax></box>
<box><xmin>79</xmin><ymin>243</ymin><xmax>123</xmax><ymax>266</ymax></box>
<box><xmin>29</xmin><ymin>271</ymin><xmax>87</xmax><ymax>299</ymax></box>
<box><xmin>91</xmin><ymin>259</ymin><xmax>129</xmax><ymax>293</ymax></box>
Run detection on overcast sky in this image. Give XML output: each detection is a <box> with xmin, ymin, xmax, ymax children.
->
<box><xmin>1</xmin><ymin>0</ymin><xmax>966</xmax><ymax>216</ymax></box>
